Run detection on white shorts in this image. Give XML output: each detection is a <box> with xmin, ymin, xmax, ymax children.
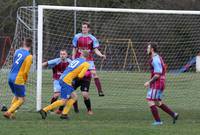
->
<box><xmin>146</xmin><ymin>88</ymin><xmax>163</xmax><ymax>101</ymax></box>
<box><xmin>88</xmin><ymin>61</ymin><xmax>96</xmax><ymax>70</ymax></box>
<box><xmin>53</xmin><ymin>80</ymin><xmax>61</xmax><ymax>93</ymax></box>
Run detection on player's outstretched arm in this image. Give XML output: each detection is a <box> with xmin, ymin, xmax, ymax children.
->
<box><xmin>94</xmin><ymin>48</ymin><xmax>106</xmax><ymax>60</ymax></box>
<box><xmin>42</xmin><ymin>61</ymin><xmax>48</xmax><ymax>67</ymax></box>
<box><xmin>45</xmin><ymin>58</ymin><xmax>61</xmax><ymax>68</ymax></box>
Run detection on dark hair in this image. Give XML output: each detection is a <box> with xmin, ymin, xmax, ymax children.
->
<box><xmin>82</xmin><ymin>21</ymin><xmax>90</xmax><ymax>28</ymax></box>
<box><xmin>148</xmin><ymin>42</ymin><xmax>158</xmax><ymax>53</ymax></box>
<box><xmin>23</xmin><ymin>38</ymin><xmax>32</xmax><ymax>48</ymax></box>
<box><xmin>60</xmin><ymin>48</ymin><xmax>67</xmax><ymax>52</ymax></box>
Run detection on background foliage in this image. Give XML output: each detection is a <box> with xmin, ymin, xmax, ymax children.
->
<box><xmin>1</xmin><ymin>0</ymin><xmax>200</xmax><ymax>37</ymax></box>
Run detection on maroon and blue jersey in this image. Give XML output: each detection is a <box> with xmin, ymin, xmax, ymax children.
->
<box><xmin>72</xmin><ymin>33</ymin><xmax>99</xmax><ymax>61</ymax></box>
<box><xmin>149</xmin><ymin>53</ymin><xmax>166</xmax><ymax>90</ymax></box>
<box><xmin>48</xmin><ymin>58</ymin><xmax>71</xmax><ymax>80</ymax></box>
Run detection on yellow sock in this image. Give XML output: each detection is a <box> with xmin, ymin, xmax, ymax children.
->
<box><xmin>62</xmin><ymin>99</ymin><xmax>76</xmax><ymax>115</ymax></box>
<box><xmin>11</xmin><ymin>97</ymin><xmax>18</xmax><ymax>105</ymax></box>
<box><xmin>9</xmin><ymin>97</ymin><xmax>18</xmax><ymax>114</ymax></box>
<box><xmin>43</xmin><ymin>100</ymin><xmax>65</xmax><ymax>112</ymax></box>
<box><xmin>7</xmin><ymin>98</ymin><xmax>24</xmax><ymax>113</ymax></box>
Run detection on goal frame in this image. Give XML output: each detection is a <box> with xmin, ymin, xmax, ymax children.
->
<box><xmin>37</xmin><ymin>5</ymin><xmax>200</xmax><ymax>111</ymax></box>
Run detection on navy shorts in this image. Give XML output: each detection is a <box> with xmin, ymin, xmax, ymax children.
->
<box><xmin>59</xmin><ymin>80</ymin><xmax>74</xmax><ymax>99</ymax></box>
<box><xmin>73</xmin><ymin>77</ymin><xmax>91</xmax><ymax>92</ymax></box>
<box><xmin>8</xmin><ymin>81</ymin><xmax>26</xmax><ymax>97</ymax></box>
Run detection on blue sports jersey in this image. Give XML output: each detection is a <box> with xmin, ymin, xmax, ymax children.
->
<box><xmin>9</xmin><ymin>48</ymin><xmax>32</xmax><ymax>85</ymax></box>
<box><xmin>60</xmin><ymin>58</ymin><xmax>90</xmax><ymax>86</ymax></box>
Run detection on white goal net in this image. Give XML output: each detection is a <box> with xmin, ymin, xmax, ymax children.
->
<box><xmin>0</xmin><ymin>6</ymin><xmax>200</xmax><ymax>111</ymax></box>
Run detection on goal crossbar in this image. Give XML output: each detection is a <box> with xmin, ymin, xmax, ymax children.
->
<box><xmin>38</xmin><ymin>5</ymin><xmax>200</xmax><ymax>15</ymax></box>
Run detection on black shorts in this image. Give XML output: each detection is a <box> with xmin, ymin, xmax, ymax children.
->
<box><xmin>73</xmin><ymin>77</ymin><xmax>91</xmax><ymax>92</ymax></box>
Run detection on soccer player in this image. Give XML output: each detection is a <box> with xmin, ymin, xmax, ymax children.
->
<box><xmin>42</xmin><ymin>49</ymin><xmax>72</xmax><ymax>105</ymax></box>
<box><xmin>3</xmin><ymin>38</ymin><xmax>32</xmax><ymax>119</ymax></box>
<box><xmin>72</xmin><ymin>21</ymin><xmax>106</xmax><ymax>96</ymax></box>
<box><xmin>144</xmin><ymin>42</ymin><xmax>179</xmax><ymax>125</ymax></box>
<box><xmin>39</xmin><ymin>50</ymin><xmax>90</xmax><ymax>120</ymax></box>
<box><xmin>57</xmin><ymin>70</ymin><xmax>94</xmax><ymax>115</ymax></box>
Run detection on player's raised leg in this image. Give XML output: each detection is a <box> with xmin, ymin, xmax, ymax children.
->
<box><xmin>39</xmin><ymin>99</ymin><xmax>65</xmax><ymax>119</ymax></box>
<box><xmin>50</xmin><ymin>80</ymin><xmax>61</xmax><ymax>112</ymax></box>
<box><xmin>61</xmin><ymin>92</ymin><xmax>78</xmax><ymax>119</ymax></box>
<box><xmin>157</xmin><ymin>101</ymin><xmax>179</xmax><ymax>124</ymax></box>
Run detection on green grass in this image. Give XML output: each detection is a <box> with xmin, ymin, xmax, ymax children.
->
<box><xmin>0</xmin><ymin>71</ymin><xmax>200</xmax><ymax>135</ymax></box>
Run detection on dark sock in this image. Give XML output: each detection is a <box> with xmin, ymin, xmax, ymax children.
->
<box><xmin>73</xmin><ymin>101</ymin><xmax>79</xmax><ymax>112</ymax></box>
<box><xmin>158</xmin><ymin>104</ymin><xmax>175</xmax><ymax>118</ymax></box>
<box><xmin>94</xmin><ymin>78</ymin><xmax>102</xmax><ymax>93</ymax></box>
<box><xmin>150</xmin><ymin>105</ymin><xmax>161</xmax><ymax>122</ymax></box>
<box><xmin>84</xmin><ymin>99</ymin><xmax>91</xmax><ymax>111</ymax></box>
<box><xmin>58</xmin><ymin>105</ymin><xmax>64</xmax><ymax>111</ymax></box>
<box><xmin>51</xmin><ymin>97</ymin><xmax>58</xmax><ymax>104</ymax></box>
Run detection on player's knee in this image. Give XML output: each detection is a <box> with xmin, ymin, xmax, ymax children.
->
<box><xmin>61</xmin><ymin>99</ymin><xmax>66</xmax><ymax>104</ymax></box>
<box><xmin>53</xmin><ymin>92</ymin><xmax>60</xmax><ymax>98</ymax></box>
<box><xmin>82</xmin><ymin>92</ymin><xmax>89</xmax><ymax>99</ymax></box>
<box><xmin>147</xmin><ymin>101</ymin><xmax>155</xmax><ymax>107</ymax></box>
<box><xmin>156</xmin><ymin>101</ymin><xmax>163</xmax><ymax>106</ymax></box>
<box><xmin>91</xmin><ymin>70</ymin><xmax>98</xmax><ymax>77</ymax></box>
<box><xmin>18</xmin><ymin>97</ymin><xmax>25</xmax><ymax>103</ymax></box>
<box><xmin>71</xmin><ymin>92</ymin><xmax>78</xmax><ymax>100</ymax></box>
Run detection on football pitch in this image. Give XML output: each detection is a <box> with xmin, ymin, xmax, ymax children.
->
<box><xmin>0</xmin><ymin>71</ymin><xmax>200</xmax><ymax>135</ymax></box>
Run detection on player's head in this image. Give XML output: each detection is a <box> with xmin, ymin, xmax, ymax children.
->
<box><xmin>197</xmin><ymin>51</ymin><xmax>200</xmax><ymax>56</ymax></box>
<box><xmin>82</xmin><ymin>21</ymin><xmax>90</xmax><ymax>34</ymax></box>
<box><xmin>147</xmin><ymin>42</ymin><xmax>158</xmax><ymax>55</ymax></box>
<box><xmin>22</xmin><ymin>38</ymin><xmax>32</xmax><ymax>50</ymax></box>
<box><xmin>60</xmin><ymin>49</ymin><xmax>68</xmax><ymax>60</ymax></box>
<box><xmin>80</xmin><ymin>50</ymin><xmax>89</xmax><ymax>59</ymax></box>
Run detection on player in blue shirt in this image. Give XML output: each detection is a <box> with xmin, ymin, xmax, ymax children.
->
<box><xmin>3</xmin><ymin>38</ymin><xmax>32</xmax><ymax>119</ymax></box>
<box><xmin>39</xmin><ymin>50</ymin><xmax>90</xmax><ymax>120</ymax></box>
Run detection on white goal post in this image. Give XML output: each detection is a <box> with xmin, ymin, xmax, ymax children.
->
<box><xmin>36</xmin><ymin>5</ymin><xmax>200</xmax><ymax>111</ymax></box>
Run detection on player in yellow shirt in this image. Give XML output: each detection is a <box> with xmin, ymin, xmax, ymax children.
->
<box><xmin>3</xmin><ymin>38</ymin><xmax>32</xmax><ymax>119</ymax></box>
<box><xmin>39</xmin><ymin>50</ymin><xmax>90</xmax><ymax>120</ymax></box>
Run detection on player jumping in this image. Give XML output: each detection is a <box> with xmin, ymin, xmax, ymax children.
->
<box><xmin>72</xmin><ymin>21</ymin><xmax>106</xmax><ymax>96</ymax></box>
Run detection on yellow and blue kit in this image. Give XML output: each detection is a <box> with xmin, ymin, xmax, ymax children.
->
<box><xmin>8</xmin><ymin>48</ymin><xmax>32</xmax><ymax>97</ymax></box>
<box><xmin>59</xmin><ymin>58</ymin><xmax>90</xmax><ymax>99</ymax></box>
